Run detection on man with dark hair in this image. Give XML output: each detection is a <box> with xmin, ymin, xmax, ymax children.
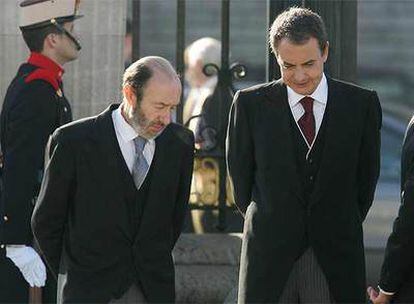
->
<box><xmin>227</xmin><ymin>7</ymin><xmax>382</xmax><ymax>303</ymax></box>
<box><xmin>0</xmin><ymin>0</ymin><xmax>82</xmax><ymax>302</ymax></box>
<box><xmin>31</xmin><ymin>56</ymin><xmax>194</xmax><ymax>303</ymax></box>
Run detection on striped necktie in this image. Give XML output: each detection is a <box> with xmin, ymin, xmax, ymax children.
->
<box><xmin>132</xmin><ymin>136</ymin><xmax>149</xmax><ymax>189</ymax></box>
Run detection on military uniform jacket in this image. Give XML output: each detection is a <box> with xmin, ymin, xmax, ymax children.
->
<box><xmin>0</xmin><ymin>52</ymin><xmax>72</xmax><ymax>245</ymax></box>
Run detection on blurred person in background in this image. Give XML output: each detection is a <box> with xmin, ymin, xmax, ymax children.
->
<box><xmin>183</xmin><ymin>37</ymin><xmax>221</xmax><ymax>139</ymax></box>
<box><xmin>183</xmin><ymin>37</ymin><xmax>222</xmax><ymax>233</ymax></box>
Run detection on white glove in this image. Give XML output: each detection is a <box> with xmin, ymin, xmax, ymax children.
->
<box><xmin>6</xmin><ymin>245</ymin><xmax>46</xmax><ymax>287</ymax></box>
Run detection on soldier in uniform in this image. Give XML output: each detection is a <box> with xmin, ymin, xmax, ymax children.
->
<box><xmin>0</xmin><ymin>0</ymin><xmax>83</xmax><ymax>302</ymax></box>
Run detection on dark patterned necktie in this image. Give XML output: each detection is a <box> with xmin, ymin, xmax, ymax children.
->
<box><xmin>298</xmin><ymin>96</ymin><xmax>315</xmax><ymax>146</ymax></box>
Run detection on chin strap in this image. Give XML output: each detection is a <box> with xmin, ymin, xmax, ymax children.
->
<box><xmin>50</xmin><ymin>19</ymin><xmax>82</xmax><ymax>51</ymax></box>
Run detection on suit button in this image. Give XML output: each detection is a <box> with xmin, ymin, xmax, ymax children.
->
<box><xmin>3</xmin><ymin>216</ymin><xmax>8</xmax><ymax>222</ymax></box>
<box><xmin>308</xmin><ymin>158</ymin><xmax>313</xmax><ymax>164</ymax></box>
<box><xmin>310</xmin><ymin>176</ymin><xmax>314</xmax><ymax>181</ymax></box>
<box><xmin>0</xmin><ymin>244</ymin><xmax>4</xmax><ymax>249</ymax></box>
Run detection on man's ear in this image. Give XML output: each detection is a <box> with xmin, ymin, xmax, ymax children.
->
<box><xmin>43</xmin><ymin>33</ymin><xmax>59</xmax><ymax>50</ymax></box>
<box><xmin>322</xmin><ymin>41</ymin><xmax>329</xmax><ymax>63</ymax></box>
<box><xmin>123</xmin><ymin>85</ymin><xmax>137</xmax><ymax>107</ymax></box>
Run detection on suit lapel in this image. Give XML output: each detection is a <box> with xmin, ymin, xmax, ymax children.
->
<box><xmin>263</xmin><ymin>80</ymin><xmax>306</xmax><ymax>206</ymax></box>
<box><xmin>95</xmin><ymin>104</ymin><xmax>138</xmax><ymax>204</ymax></box>
<box><xmin>137</xmin><ymin>125</ymin><xmax>174</xmax><ymax>238</ymax></box>
<box><xmin>310</xmin><ymin>78</ymin><xmax>347</xmax><ymax>206</ymax></box>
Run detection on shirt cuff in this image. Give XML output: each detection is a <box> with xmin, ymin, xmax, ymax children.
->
<box><xmin>378</xmin><ymin>286</ymin><xmax>395</xmax><ymax>296</ymax></box>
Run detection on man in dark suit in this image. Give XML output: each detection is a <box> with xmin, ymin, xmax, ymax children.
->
<box><xmin>226</xmin><ymin>7</ymin><xmax>382</xmax><ymax>303</ymax></box>
<box><xmin>31</xmin><ymin>56</ymin><xmax>194</xmax><ymax>303</ymax></box>
<box><xmin>368</xmin><ymin>118</ymin><xmax>414</xmax><ymax>304</ymax></box>
<box><xmin>0</xmin><ymin>0</ymin><xmax>82</xmax><ymax>302</ymax></box>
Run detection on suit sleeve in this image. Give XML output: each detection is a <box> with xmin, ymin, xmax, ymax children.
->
<box><xmin>226</xmin><ymin>91</ymin><xmax>255</xmax><ymax>216</ymax></box>
<box><xmin>357</xmin><ymin>91</ymin><xmax>382</xmax><ymax>220</ymax></box>
<box><xmin>172</xmin><ymin>132</ymin><xmax>195</xmax><ymax>248</ymax></box>
<box><xmin>379</xmin><ymin>121</ymin><xmax>414</xmax><ymax>292</ymax></box>
<box><xmin>31</xmin><ymin>130</ymin><xmax>75</xmax><ymax>278</ymax></box>
<box><xmin>1</xmin><ymin>82</ymin><xmax>58</xmax><ymax>245</ymax></box>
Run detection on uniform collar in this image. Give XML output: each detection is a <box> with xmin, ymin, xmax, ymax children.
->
<box><xmin>27</xmin><ymin>52</ymin><xmax>64</xmax><ymax>82</ymax></box>
<box><xmin>287</xmin><ymin>73</ymin><xmax>328</xmax><ymax>107</ymax></box>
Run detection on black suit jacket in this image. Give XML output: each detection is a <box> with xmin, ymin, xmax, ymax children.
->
<box><xmin>379</xmin><ymin>117</ymin><xmax>414</xmax><ymax>302</ymax></box>
<box><xmin>31</xmin><ymin>104</ymin><xmax>194</xmax><ymax>303</ymax></box>
<box><xmin>226</xmin><ymin>78</ymin><xmax>382</xmax><ymax>303</ymax></box>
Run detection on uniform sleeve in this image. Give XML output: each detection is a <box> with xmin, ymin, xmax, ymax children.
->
<box><xmin>31</xmin><ymin>130</ymin><xmax>75</xmax><ymax>278</ymax></box>
<box><xmin>226</xmin><ymin>91</ymin><xmax>255</xmax><ymax>216</ymax></box>
<box><xmin>1</xmin><ymin>81</ymin><xmax>58</xmax><ymax>245</ymax></box>
<box><xmin>172</xmin><ymin>132</ymin><xmax>194</xmax><ymax>248</ymax></box>
<box><xmin>357</xmin><ymin>91</ymin><xmax>382</xmax><ymax>220</ymax></box>
<box><xmin>379</xmin><ymin>122</ymin><xmax>414</xmax><ymax>292</ymax></box>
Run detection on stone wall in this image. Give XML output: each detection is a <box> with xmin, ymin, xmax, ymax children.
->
<box><xmin>358</xmin><ymin>0</ymin><xmax>414</xmax><ymax>79</ymax></box>
<box><xmin>175</xmin><ymin>233</ymin><xmax>241</xmax><ymax>303</ymax></box>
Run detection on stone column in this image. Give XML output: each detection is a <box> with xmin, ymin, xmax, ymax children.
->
<box><xmin>307</xmin><ymin>0</ymin><xmax>358</xmax><ymax>83</ymax></box>
<box><xmin>0</xmin><ymin>0</ymin><xmax>27</xmax><ymax>102</ymax></box>
<box><xmin>174</xmin><ymin>233</ymin><xmax>242</xmax><ymax>303</ymax></box>
<box><xmin>0</xmin><ymin>0</ymin><xmax>127</xmax><ymax>119</ymax></box>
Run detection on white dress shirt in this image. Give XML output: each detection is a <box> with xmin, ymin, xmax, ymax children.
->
<box><xmin>287</xmin><ymin>73</ymin><xmax>328</xmax><ymax>151</ymax></box>
<box><xmin>112</xmin><ymin>107</ymin><xmax>155</xmax><ymax>174</ymax></box>
<box><xmin>378</xmin><ymin>286</ymin><xmax>395</xmax><ymax>296</ymax></box>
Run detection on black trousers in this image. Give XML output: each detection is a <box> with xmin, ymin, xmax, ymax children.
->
<box><xmin>0</xmin><ymin>248</ymin><xmax>28</xmax><ymax>303</ymax></box>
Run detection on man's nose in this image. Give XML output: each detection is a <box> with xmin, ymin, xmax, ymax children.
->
<box><xmin>293</xmin><ymin>67</ymin><xmax>307</xmax><ymax>83</ymax></box>
<box><xmin>160</xmin><ymin>111</ymin><xmax>171</xmax><ymax>125</ymax></box>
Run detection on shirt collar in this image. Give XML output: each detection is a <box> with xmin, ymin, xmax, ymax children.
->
<box><xmin>287</xmin><ymin>73</ymin><xmax>328</xmax><ymax>107</ymax></box>
<box><xmin>27</xmin><ymin>52</ymin><xmax>65</xmax><ymax>82</ymax></box>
